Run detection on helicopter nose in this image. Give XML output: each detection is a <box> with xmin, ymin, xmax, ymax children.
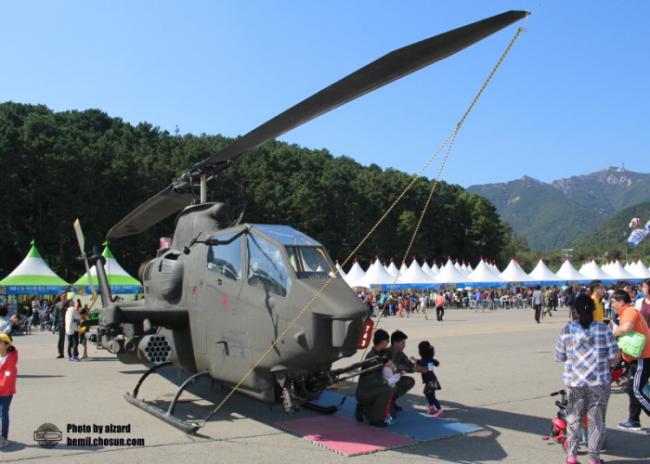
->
<box><xmin>311</xmin><ymin>314</ymin><xmax>363</xmax><ymax>356</ymax></box>
<box><xmin>331</xmin><ymin>318</ymin><xmax>357</xmax><ymax>348</ymax></box>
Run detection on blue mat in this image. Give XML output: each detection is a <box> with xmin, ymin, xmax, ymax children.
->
<box><xmin>313</xmin><ymin>390</ymin><xmax>482</xmax><ymax>442</ymax></box>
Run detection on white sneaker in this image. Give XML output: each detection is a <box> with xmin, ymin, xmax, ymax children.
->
<box><xmin>0</xmin><ymin>437</ymin><xmax>9</xmax><ymax>448</ymax></box>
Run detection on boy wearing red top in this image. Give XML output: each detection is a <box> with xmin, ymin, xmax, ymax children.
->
<box><xmin>0</xmin><ymin>332</ymin><xmax>18</xmax><ymax>448</ymax></box>
<box><xmin>611</xmin><ymin>290</ymin><xmax>650</xmax><ymax>431</ymax></box>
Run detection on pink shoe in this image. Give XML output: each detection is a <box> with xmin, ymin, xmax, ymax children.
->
<box><xmin>432</xmin><ymin>409</ymin><xmax>445</xmax><ymax>418</ymax></box>
<box><xmin>566</xmin><ymin>456</ymin><xmax>580</xmax><ymax>464</ymax></box>
<box><xmin>426</xmin><ymin>406</ymin><xmax>438</xmax><ymax>415</ymax></box>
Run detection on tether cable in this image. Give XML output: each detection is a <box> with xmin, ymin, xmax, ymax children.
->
<box><xmin>197</xmin><ymin>27</ymin><xmax>524</xmax><ymax>430</ymax></box>
<box><xmin>365</xmin><ymin>26</ymin><xmax>524</xmax><ymax>347</ymax></box>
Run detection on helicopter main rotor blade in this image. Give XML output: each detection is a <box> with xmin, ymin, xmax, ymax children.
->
<box><xmin>107</xmin><ymin>186</ymin><xmax>193</xmax><ymax>240</ymax></box>
<box><xmin>107</xmin><ymin>10</ymin><xmax>528</xmax><ymax>240</ymax></box>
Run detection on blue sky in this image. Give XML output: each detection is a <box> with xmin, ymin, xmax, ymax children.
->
<box><xmin>1</xmin><ymin>1</ymin><xmax>648</xmax><ymax>187</ymax></box>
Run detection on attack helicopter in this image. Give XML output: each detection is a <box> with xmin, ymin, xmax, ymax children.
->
<box><xmin>85</xmin><ymin>10</ymin><xmax>528</xmax><ymax>433</ymax></box>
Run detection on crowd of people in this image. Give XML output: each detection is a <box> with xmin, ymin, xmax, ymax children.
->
<box><xmin>357</xmin><ymin>286</ymin><xmax>566</xmax><ymax>320</ymax></box>
<box><xmin>353</xmin><ymin>279</ymin><xmax>650</xmax><ymax>464</ymax></box>
<box><xmin>356</xmin><ymin>283</ymin><xmax>648</xmax><ymax>323</ymax></box>
<box><xmin>1</xmin><ymin>281</ymin><xmax>649</xmax><ymax>457</ymax></box>
<box><xmin>0</xmin><ymin>293</ymin><xmax>94</xmax><ymax>447</ymax></box>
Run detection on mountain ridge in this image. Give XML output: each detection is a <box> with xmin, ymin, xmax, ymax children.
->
<box><xmin>468</xmin><ymin>167</ymin><xmax>650</xmax><ymax>252</ymax></box>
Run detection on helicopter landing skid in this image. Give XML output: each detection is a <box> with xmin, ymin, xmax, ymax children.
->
<box><xmin>303</xmin><ymin>396</ymin><xmax>344</xmax><ymax>415</ymax></box>
<box><xmin>123</xmin><ymin>362</ymin><xmax>209</xmax><ymax>435</ymax></box>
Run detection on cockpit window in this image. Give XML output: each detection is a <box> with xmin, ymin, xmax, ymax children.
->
<box><xmin>247</xmin><ymin>234</ymin><xmax>291</xmax><ymax>297</ymax></box>
<box><xmin>207</xmin><ymin>233</ymin><xmax>242</xmax><ymax>281</ymax></box>
<box><xmin>286</xmin><ymin>246</ymin><xmax>334</xmax><ymax>278</ymax></box>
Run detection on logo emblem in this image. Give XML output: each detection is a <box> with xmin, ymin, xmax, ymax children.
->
<box><xmin>33</xmin><ymin>423</ymin><xmax>63</xmax><ymax>448</ymax></box>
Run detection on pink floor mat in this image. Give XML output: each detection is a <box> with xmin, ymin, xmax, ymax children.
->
<box><xmin>276</xmin><ymin>415</ymin><xmax>416</xmax><ymax>456</ymax></box>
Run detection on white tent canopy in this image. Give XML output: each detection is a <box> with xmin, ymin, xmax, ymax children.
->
<box><xmin>436</xmin><ymin>259</ymin><xmax>469</xmax><ymax>285</ymax></box>
<box><xmin>629</xmin><ymin>261</ymin><xmax>650</xmax><ymax>279</ymax></box>
<box><xmin>528</xmin><ymin>259</ymin><xmax>562</xmax><ymax>284</ymax></box>
<box><xmin>431</xmin><ymin>263</ymin><xmax>440</xmax><ymax>274</ymax></box>
<box><xmin>601</xmin><ymin>262</ymin><xmax>613</xmax><ymax>274</ymax></box>
<box><xmin>422</xmin><ymin>261</ymin><xmax>433</xmax><ymax>275</ymax></box>
<box><xmin>422</xmin><ymin>262</ymin><xmax>438</xmax><ymax>279</ymax></box>
<box><xmin>358</xmin><ymin>259</ymin><xmax>398</xmax><ymax>287</ymax></box>
<box><xmin>490</xmin><ymin>263</ymin><xmax>501</xmax><ymax>274</ymax></box>
<box><xmin>606</xmin><ymin>260</ymin><xmax>640</xmax><ymax>281</ymax></box>
<box><xmin>384</xmin><ymin>261</ymin><xmax>400</xmax><ymax>279</ymax></box>
<box><xmin>397</xmin><ymin>259</ymin><xmax>436</xmax><ymax>286</ymax></box>
<box><xmin>500</xmin><ymin>259</ymin><xmax>535</xmax><ymax>283</ymax></box>
<box><xmin>555</xmin><ymin>260</ymin><xmax>590</xmax><ymax>283</ymax></box>
<box><xmin>344</xmin><ymin>261</ymin><xmax>366</xmax><ymax>287</ymax></box>
<box><xmin>468</xmin><ymin>260</ymin><xmax>506</xmax><ymax>287</ymax></box>
<box><xmin>579</xmin><ymin>260</ymin><xmax>616</xmax><ymax>282</ymax></box>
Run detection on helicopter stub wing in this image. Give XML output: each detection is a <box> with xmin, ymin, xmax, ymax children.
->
<box><xmin>107</xmin><ymin>10</ymin><xmax>529</xmax><ymax>240</ymax></box>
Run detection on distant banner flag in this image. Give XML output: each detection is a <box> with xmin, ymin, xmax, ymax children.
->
<box><xmin>628</xmin><ymin>227</ymin><xmax>650</xmax><ymax>247</ymax></box>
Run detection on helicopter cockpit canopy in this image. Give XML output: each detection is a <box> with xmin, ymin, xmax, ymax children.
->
<box><xmin>286</xmin><ymin>246</ymin><xmax>334</xmax><ymax>279</ymax></box>
<box><xmin>205</xmin><ymin>224</ymin><xmax>337</xmax><ymax>300</ymax></box>
<box><xmin>250</xmin><ymin>225</ymin><xmax>335</xmax><ymax>279</ymax></box>
<box><xmin>253</xmin><ymin>224</ymin><xmax>335</xmax><ymax>279</ymax></box>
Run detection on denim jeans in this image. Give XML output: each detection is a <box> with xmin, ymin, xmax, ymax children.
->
<box><xmin>0</xmin><ymin>395</ymin><xmax>12</xmax><ymax>439</ymax></box>
<box><xmin>67</xmin><ymin>333</ymin><xmax>79</xmax><ymax>358</ymax></box>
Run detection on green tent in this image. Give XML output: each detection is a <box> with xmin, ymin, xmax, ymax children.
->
<box><xmin>73</xmin><ymin>244</ymin><xmax>142</xmax><ymax>294</ymax></box>
<box><xmin>0</xmin><ymin>240</ymin><xmax>69</xmax><ymax>295</ymax></box>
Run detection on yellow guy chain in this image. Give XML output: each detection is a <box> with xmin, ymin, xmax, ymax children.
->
<box><xmin>365</xmin><ymin>26</ymin><xmax>524</xmax><ymax>349</ymax></box>
<box><xmin>198</xmin><ymin>26</ymin><xmax>524</xmax><ymax>429</ymax></box>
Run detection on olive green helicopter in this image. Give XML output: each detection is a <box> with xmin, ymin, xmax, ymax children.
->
<box><xmin>81</xmin><ymin>10</ymin><xmax>528</xmax><ymax>433</ymax></box>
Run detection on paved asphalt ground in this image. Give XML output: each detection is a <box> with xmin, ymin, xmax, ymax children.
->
<box><xmin>2</xmin><ymin>307</ymin><xmax>649</xmax><ymax>463</ymax></box>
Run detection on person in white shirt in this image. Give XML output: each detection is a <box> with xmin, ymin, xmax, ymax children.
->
<box><xmin>64</xmin><ymin>304</ymin><xmax>81</xmax><ymax>361</ymax></box>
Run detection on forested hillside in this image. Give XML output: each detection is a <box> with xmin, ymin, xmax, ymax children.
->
<box><xmin>0</xmin><ymin>102</ymin><xmax>512</xmax><ymax>280</ymax></box>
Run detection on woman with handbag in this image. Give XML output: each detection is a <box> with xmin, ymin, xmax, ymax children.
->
<box><xmin>555</xmin><ymin>294</ymin><xmax>619</xmax><ymax>464</ymax></box>
<box><xmin>611</xmin><ymin>289</ymin><xmax>650</xmax><ymax>431</ymax></box>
